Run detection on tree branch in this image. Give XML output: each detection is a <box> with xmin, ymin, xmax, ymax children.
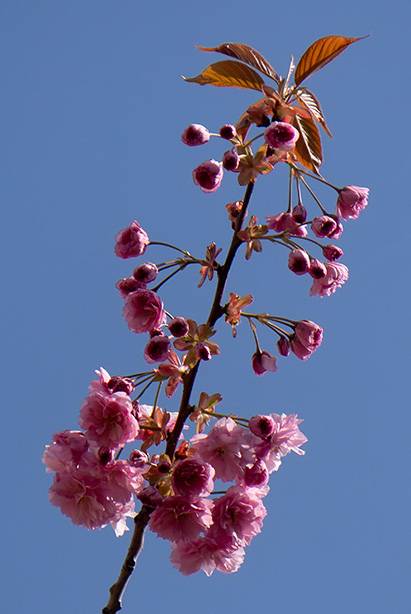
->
<box><xmin>101</xmin><ymin>181</ymin><xmax>255</xmax><ymax>614</ymax></box>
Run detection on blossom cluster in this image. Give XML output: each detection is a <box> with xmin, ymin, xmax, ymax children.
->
<box><xmin>44</xmin><ymin>364</ymin><xmax>306</xmax><ymax>574</ymax></box>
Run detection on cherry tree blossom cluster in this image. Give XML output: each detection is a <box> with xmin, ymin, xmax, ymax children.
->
<box><xmin>44</xmin><ymin>36</ymin><xmax>368</xmax><ymax>614</ymax></box>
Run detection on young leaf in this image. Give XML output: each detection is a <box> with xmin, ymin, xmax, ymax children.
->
<box><xmin>197</xmin><ymin>42</ymin><xmax>280</xmax><ymax>83</ymax></box>
<box><xmin>293</xmin><ymin>115</ymin><xmax>322</xmax><ymax>172</ymax></box>
<box><xmin>295</xmin><ymin>35</ymin><xmax>366</xmax><ymax>85</ymax></box>
<box><xmin>183</xmin><ymin>60</ymin><xmax>265</xmax><ymax>91</ymax></box>
<box><xmin>296</xmin><ymin>87</ymin><xmax>332</xmax><ymax>137</ymax></box>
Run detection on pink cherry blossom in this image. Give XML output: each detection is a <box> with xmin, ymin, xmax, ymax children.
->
<box><xmin>168</xmin><ymin>317</ymin><xmax>189</xmax><ymax>338</ymax></box>
<box><xmin>266</xmin><ymin>211</ymin><xmax>307</xmax><ymax>237</ymax></box>
<box><xmin>310</xmin><ymin>262</ymin><xmax>349</xmax><ymax>297</ymax></box>
<box><xmin>309</xmin><ymin>258</ymin><xmax>327</xmax><ymax>279</ymax></box>
<box><xmin>191</xmin><ymin>418</ymin><xmax>254</xmax><ymax>482</ymax></box>
<box><xmin>264</xmin><ymin>121</ymin><xmax>299</xmax><ymax>151</ymax></box>
<box><xmin>254</xmin><ymin>413</ymin><xmax>307</xmax><ymax>472</ymax></box>
<box><xmin>181</xmin><ymin>124</ymin><xmax>210</xmax><ymax>146</ymax></box>
<box><xmin>149</xmin><ymin>496</ymin><xmax>213</xmax><ymax>542</ymax></box>
<box><xmin>322</xmin><ymin>244</ymin><xmax>344</xmax><ymax>261</ymax></box>
<box><xmin>311</xmin><ymin>215</ymin><xmax>338</xmax><ymax>238</ymax></box>
<box><xmin>211</xmin><ymin>486</ymin><xmax>267</xmax><ymax>545</ymax></box>
<box><xmin>193</xmin><ymin>160</ymin><xmax>223</xmax><ymax>193</ymax></box>
<box><xmin>170</xmin><ymin>534</ymin><xmax>245</xmax><ymax>576</ymax></box>
<box><xmin>172</xmin><ymin>458</ymin><xmax>215</xmax><ymax>498</ymax></box>
<box><xmin>79</xmin><ymin>391</ymin><xmax>139</xmax><ymax>449</ymax></box>
<box><xmin>222</xmin><ymin>149</ymin><xmax>240</xmax><ymax>171</ymax></box>
<box><xmin>243</xmin><ymin>460</ymin><xmax>269</xmax><ymax>488</ymax></box>
<box><xmin>114</xmin><ymin>220</ymin><xmax>149</xmax><ymax>259</ymax></box>
<box><xmin>43</xmin><ymin>430</ymin><xmax>89</xmax><ymax>473</ymax></box>
<box><xmin>123</xmin><ymin>289</ymin><xmax>166</xmax><ymax>333</ymax></box>
<box><xmin>291</xmin><ymin>320</ymin><xmax>323</xmax><ymax>360</ymax></box>
<box><xmin>116</xmin><ymin>277</ymin><xmax>146</xmax><ymax>298</ymax></box>
<box><xmin>252</xmin><ymin>350</ymin><xmax>277</xmax><ymax>375</ymax></box>
<box><xmin>337</xmin><ymin>185</ymin><xmax>369</xmax><ymax>219</ymax></box>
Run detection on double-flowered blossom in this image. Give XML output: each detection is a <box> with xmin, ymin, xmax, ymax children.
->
<box><xmin>251</xmin><ymin>413</ymin><xmax>307</xmax><ymax>472</ymax></box>
<box><xmin>114</xmin><ymin>220</ymin><xmax>149</xmax><ymax>259</ymax></box>
<box><xmin>191</xmin><ymin>418</ymin><xmax>254</xmax><ymax>482</ymax></box>
<box><xmin>79</xmin><ymin>391</ymin><xmax>139</xmax><ymax>449</ymax></box>
<box><xmin>193</xmin><ymin>160</ymin><xmax>224</xmax><ymax>192</ymax></box>
<box><xmin>170</xmin><ymin>534</ymin><xmax>245</xmax><ymax>576</ymax></box>
<box><xmin>211</xmin><ymin>486</ymin><xmax>267</xmax><ymax>545</ymax></box>
<box><xmin>149</xmin><ymin>496</ymin><xmax>214</xmax><ymax>542</ymax></box>
<box><xmin>310</xmin><ymin>262</ymin><xmax>349</xmax><ymax>297</ymax></box>
<box><xmin>123</xmin><ymin>288</ymin><xmax>166</xmax><ymax>333</ymax></box>
<box><xmin>337</xmin><ymin>185</ymin><xmax>369</xmax><ymax>219</ymax></box>
<box><xmin>172</xmin><ymin>458</ymin><xmax>215</xmax><ymax>498</ymax></box>
<box><xmin>291</xmin><ymin>320</ymin><xmax>323</xmax><ymax>360</ymax></box>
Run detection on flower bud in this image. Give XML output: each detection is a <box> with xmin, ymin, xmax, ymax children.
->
<box><xmin>292</xmin><ymin>203</ymin><xmax>307</xmax><ymax>223</ymax></box>
<box><xmin>322</xmin><ymin>244</ymin><xmax>344</xmax><ymax>261</ymax></box>
<box><xmin>98</xmin><ymin>447</ymin><xmax>114</xmax><ymax>465</ymax></box>
<box><xmin>168</xmin><ymin>317</ymin><xmax>189</xmax><ymax>338</ymax></box>
<box><xmin>337</xmin><ymin>185</ymin><xmax>369</xmax><ymax>220</ymax></box>
<box><xmin>219</xmin><ymin>124</ymin><xmax>237</xmax><ymax>140</ymax></box>
<box><xmin>107</xmin><ymin>376</ymin><xmax>134</xmax><ymax>395</ymax></box>
<box><xmin>116</xmin><ymin>277</ymin><xmax>146</xmax><ymax>298</ymax></box>
<box><xmin>311</xmin><ymin>215</ymin><xmax>338</xmax><ymax>238</ymax></box>
<box><xmin>264</xmin><ymin>121</ymin><xmax>299</xmax><ymax>151</ymax></box>
<box><xmin>133</xmin><ymin>262</ymin><xmax>158</xmax><ymax>284</ymax></box>
<box><xmin>277</xmin><ymin>337</ymin><xmax>291</xmax><ymax>357</ymax></box>
<box><xmin>291</xmin><ymin>320</ymin><xmax>323</xmax><ymax>360</ymax></box>
<box><xmin>222</xmin><ymin>149</ymin><xmax>240</xmax><ymax>171</ymax></box>
<box><xmin>181</xmin><ymin>124</ymin><xmax>210</xmax><ymax>146</ymax></box>
<box><xmin>249</xmin><ymin>415</ymin><xmax>275</xmax><ymax>439</ymax></box>
<box><xmin>288</xmin><ymin>249</ymin><xmax>310</xmax><ymax>275</ymax></box>
<box><xmin>193</xmin><ymin>160</ymin><xmax>224</xmax><ymax>193</ymax></box>
<box><xmin>114</xmin><ymin>220</ymin><xmax>149</xmax><ymax>259</ymax></box>
<box><xmin>196</xmin><ymin>343</ymin><xmax>212</xmax><ymax>361</ymax></box>
<box><xmin>144</xmin><ymin>335</ymin><xmax>171</xmax><ymax>363</ymax></box>
<box><xmin>252</xmin><ymin>350</ymin><xmax>277</xmax><ymax>376</ymax></box>
<box><xmin>129</xmin><ymin>449</ymin><xmax>149</xmax><ymax>469</ymax></box>
<box><xmin>309</xmin><ymin>258</ymin><xmax>327</xmax><ymax>279</ymax></box>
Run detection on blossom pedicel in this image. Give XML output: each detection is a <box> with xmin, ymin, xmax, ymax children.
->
<box><xmin>44</xmin><ymin>35</ymin><xmax>369</xmax><ymax>613</ymax></box>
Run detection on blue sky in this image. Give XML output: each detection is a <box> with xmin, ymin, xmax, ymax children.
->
<box><xmin>1</xmin><ymin>1</ymin><xmax>410</xmax><ymax>612</ymax></box>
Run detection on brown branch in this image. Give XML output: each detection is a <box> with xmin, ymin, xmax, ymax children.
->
<box><xmin>101</xmin><ymin>181</ymin><xmax>255</xmax><ymax>614</ymax></box>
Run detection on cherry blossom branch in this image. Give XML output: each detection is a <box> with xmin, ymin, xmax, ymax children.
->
<box><xmin>101</xmin><ymin>181</ymin><xmax>254</xmax><ymax>614</ymax></box>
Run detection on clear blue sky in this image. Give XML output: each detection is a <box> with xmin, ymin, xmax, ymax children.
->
<box><xmin>1</xmin><ymin>1</ymin><xmax>410</xmax><ymax>612</ymax></box>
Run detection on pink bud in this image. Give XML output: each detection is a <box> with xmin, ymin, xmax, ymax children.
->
<box><xmin>196</xmin><ymin>343</ymin><xmax>212</xmax><ymax>361</ymax></box>
<box><xmin>249</xmin><ymin>415</ymin><xmax>276</xmax><ymax>439</ymax></box>
<box><xmin>309</xmin><ymin>258</ymin><xmax>327</xmax><ymax>279</ymax></box>
<box><xmin>291</xmin><ymin>320</ymin><xmax>323</xmax><ymax>360</ymax></box>
<box><xmin>337</xmin><ymin>185</ymin><xmax>369</xmax><ymax>220</ymax></box>
<box><xmin>116</xmin><ymin>277</ymin><xmax>146</xmax><ymax>298</ymax></box>
<box><xmin>311</xmin><ymin>215</ymin><xmax>338</xmax><ymax>238</ymax></box>
<box><xmin>133</xmin><ymin>262</ymin><xmax>158</xmax><ymax>284</ymax></box>
<box><xmin>288</xmin><ymin>249</ymin><xmax>310</xmax><ymax>275</ymax></box>
<box><xmin>181</xmin><ymin>124</ymin><xmax>210</xmax><ymax>146</ymax></box>
<box><xmin>277</xmin><ymin>337</ymin><xmax>291</xmax><ymax>357</ymax></box>
<box><xmin>264</xmin><ymin>121</ymin><xmax>299</xmax><ymax>151</ymax></box>
<box><xmin>168</xmin><ymin>317</ymin><xmax>189</xmax><ymax>338</ymax></box>
<box><xmin>292</xmin><ymin>203</ymin><xmax>307</xmax><ymax>223</ymax></box>
<box><xmin>322</xmin><ymin>244</ymin><xmax>344</xmax><ymax>261</ymax></box>
<box><xmin>193</xmin><ymin>160</ymin><xmax>224</xmax><ymax>193</ymax></box>
<box><xmin>98</xmin><ymin>447</ymin><xmax>114</xmax><ymax>465</ymax></box>
<box><xmin>144</xmin><ymin>335</ymin><xmax>171</xmax><ymax>363</ymax></box>
<box><xmin>107</xmin><ymin>376</ymin><xmax>134</xmax><ymax>395</ymax></box>
<box><xmin>222</xmin><ymin>149</ymin><xmax>240</xmax><ymax>171</ymax></box>
<box><xmin>252</xmin><ymin>350</ymin><xmax>277</xmax><ymax>376</ymax></box>
<box><xmin>219</xmin><ymin>124</ymin><xmax>237</xmax><ymax>140</ymax></box>
<box><xmin>114</xmin><ymin>220</ymin><xmax>149</xmax><ymax>259</ymax></box>
<box><xmin>129</xmin><ymin>449</ymin><xmax>149</xmax><ymax>469</ymax></box>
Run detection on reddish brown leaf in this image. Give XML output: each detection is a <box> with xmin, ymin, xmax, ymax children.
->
<box><xmin>183</xmin><ymin>60</ymin><xmax>265</xmax><ymax>91</ymax></box>
<box><xmin>293</xmin><ymin>115</ymin><xmax>322</xmax><ymax>172</ymax></box>
<box><xmin>197</xmin><ymin>42</ymin><xmax>280</xmax><ymax>83</ymax></box>
<box><xmin>296</xmin><ymin>87</ymin><xmax>332</xmax><ymax>137</ymax></box>
<box><xmin>295</xmin><ymin>35</ymin><xmax>366</xmax><ymax>85</ymax></box>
